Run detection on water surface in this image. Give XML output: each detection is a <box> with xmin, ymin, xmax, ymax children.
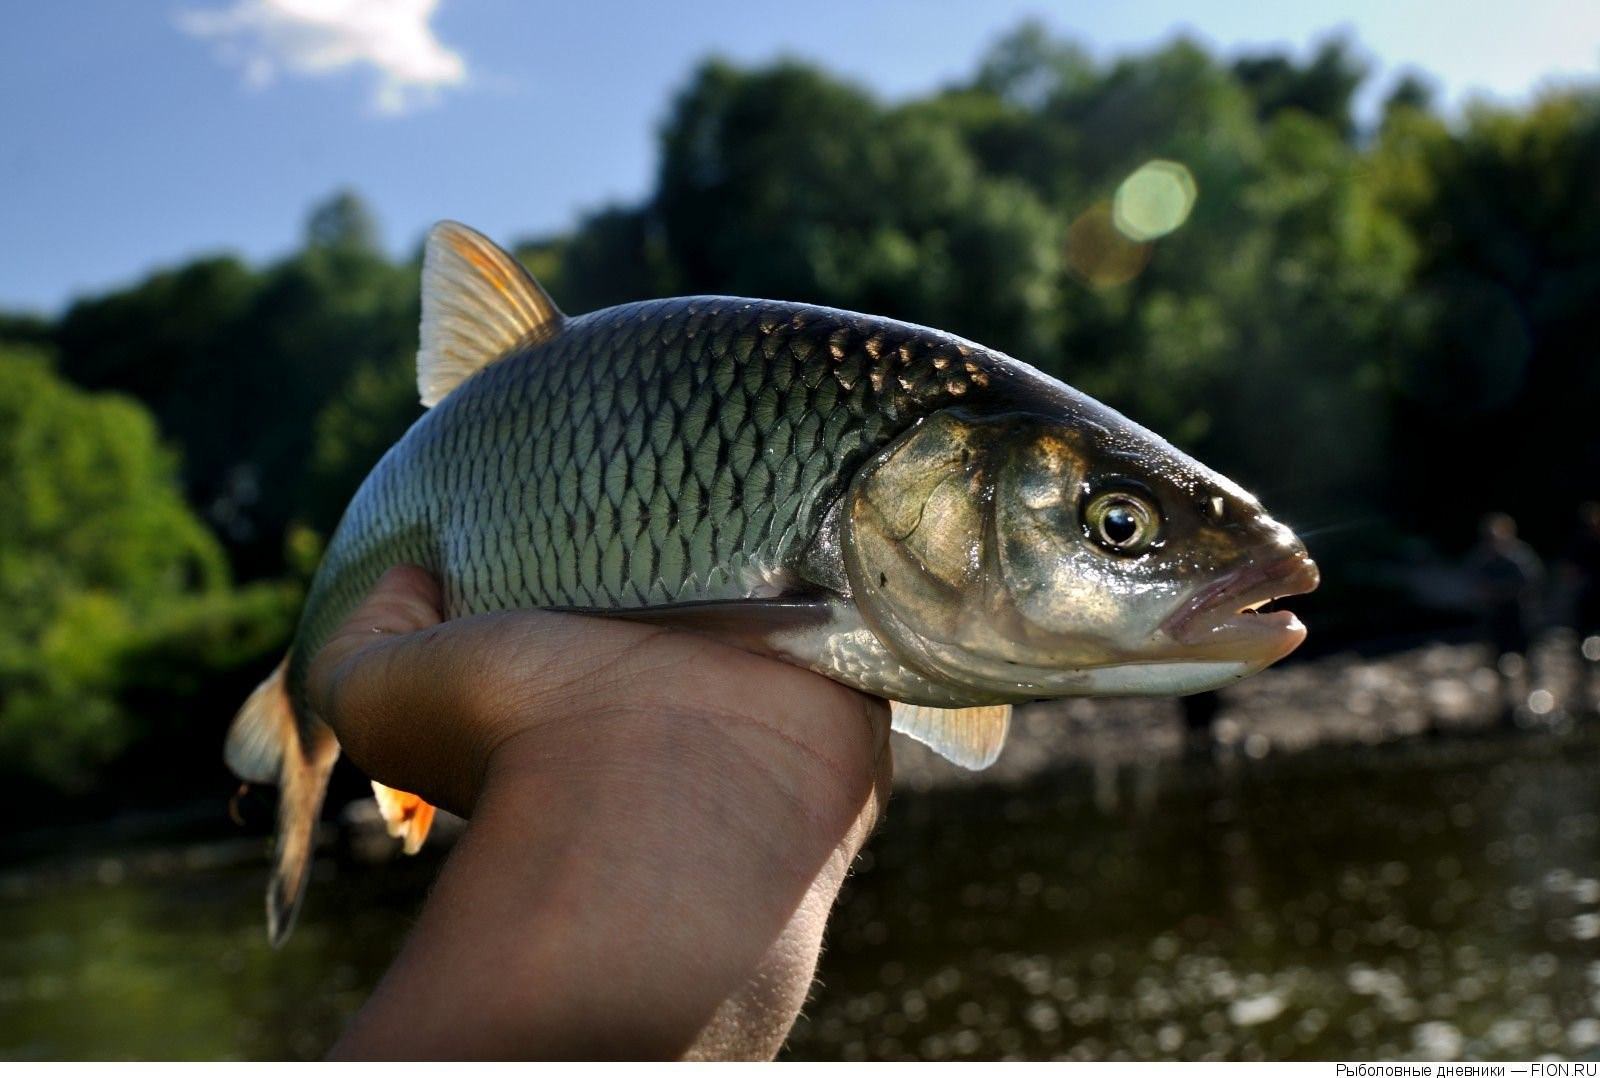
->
<box><xmin>2</xmin><ymin>728</ymin><xmax>1597</xmax><ymax>1060</ymax></box>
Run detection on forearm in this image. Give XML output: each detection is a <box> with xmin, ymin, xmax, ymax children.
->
<box><xmin>330</xmin><ymin>708</ymin><xmax>883</xmax><ymax>1060</ymax></box>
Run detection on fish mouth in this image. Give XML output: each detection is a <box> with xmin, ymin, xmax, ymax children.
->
<box><xmin>1159</xmin><ymin>552</ymin><xmax>1321</xmax><ymax>666</ymax></box>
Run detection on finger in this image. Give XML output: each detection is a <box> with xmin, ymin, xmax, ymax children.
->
<box><xmin>306</xmin><ymin>566</ymin><xmax>443</xmax><ymax>726</ymax></box>
<box><xmin>309</xmin><ymin>564</ymin><xmax>445</xmax><ymax>689</ymax></box>
<box><xmin>304</xmin><ymin>567</ymin><xmax>703</xmax><ymax>811</ymax></box>
<box><xmin>304</xmin><ymin>563</ymin><xmax>446</xmax><ymax>733</ymax></box>
<box><xmin>304</xmin><ymin>565</ymin><xmax>479</xmax><ymax>805</ymax></box>
<box><xmin>308</xmin><ymin>563</ymin><xmax>895</xmax><ymax>819</ymax></box>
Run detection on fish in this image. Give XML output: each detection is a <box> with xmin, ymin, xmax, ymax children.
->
<box><xmin>226</xmin><ymin>221</ymin><xmax>1319</xmax><ymax>944</ymax></box>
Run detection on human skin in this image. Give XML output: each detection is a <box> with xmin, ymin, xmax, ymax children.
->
<box><xmin>308</xmin><ymin>566</ymin><xmax>893</xmax><ymax>1060</ymax></box>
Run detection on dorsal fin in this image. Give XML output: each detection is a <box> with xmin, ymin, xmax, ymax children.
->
<box><xmin>417</xmin><ymin>221</ymin><xmax>565</xmax><ymax>407</ymax></box>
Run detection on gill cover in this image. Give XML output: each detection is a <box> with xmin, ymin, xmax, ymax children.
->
<box><xmin>842</xmin><ymin>410</ymin><xmax>1017</xmax><ymax>768</ymax></box>
<box><xmin>843</xmin><ymin>410</ymin><xmax>998</xmax><ymax>669</ymax></box>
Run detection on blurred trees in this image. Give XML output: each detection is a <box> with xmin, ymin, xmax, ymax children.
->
<box><xmin>652</xmin><ymin>60</ymin><xmax>1063</xmax><ymax>359</ymax></box>
<box><xmin>1233</xmin><ymin>38</ymin><xmax>1368</xmax><ymax>140</ymax></box>
<box><xmin>0</xmin><ymin>349</ymin><xmax>293</xmax><ymax>798</ymax></box>
<box><xmin>53</xmin><ymin>193</ymin><xmax>416</xmax><ymax>574</ymax></box>
<box><xmin>1372</xmin><ymin>96</ymin><xmax>1600</xmax><ymax>549</ymax></box>
<box><xmin>4</xmin><ymin>25</ymin><xmax>1599</xmax><ymax>803</ymax></box>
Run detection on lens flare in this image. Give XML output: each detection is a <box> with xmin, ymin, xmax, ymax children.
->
<box><xmin>1112</xmin><ymin>160</ymin><xmax>1198</xmax><ymax>242</ymax></box>
<box><xmin>1065</xmin><ymin>202</ymin><xmax>1150</xmax><ymax>288</ymax></box>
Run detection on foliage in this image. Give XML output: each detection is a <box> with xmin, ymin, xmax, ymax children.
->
<box><xmin>53</xmin><ymin>194</ymin><xmax>417</xmax><ymax>574</ymax></box>
<box><xmin>1232</xmin><ymin>37</ymin><xmax>1369</xmax><ymax>140</ymax></box>
<box><xmin>1372</xmin><ymin>95</ymin><xmax>1600</xmax><ymax>547</ymax></box>
<box><xmin>0</xmin><ymin>349</ymin><xmax>292</xmax><ymax>795</ymax></box>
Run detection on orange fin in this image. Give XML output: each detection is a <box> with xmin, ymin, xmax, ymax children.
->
<box><xmin>371</xmin><ymin>782</ymin><xmax>437</xmax><ymax>855</ymax></box>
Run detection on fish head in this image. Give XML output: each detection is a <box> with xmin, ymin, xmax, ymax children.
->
<box><xmin>841</xmin><ymin>406</ymin><xmax>1319</xmax><ymax>700</ymax></box>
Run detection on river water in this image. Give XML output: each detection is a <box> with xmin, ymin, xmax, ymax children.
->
<box><xmin>3</xmin><ymin>726</ymin><xmax>1598</xmax><ymax>1060</ymax></box>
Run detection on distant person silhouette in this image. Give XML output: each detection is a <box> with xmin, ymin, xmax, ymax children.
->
<box><xmin>1468</xmin><ymin>513</ymin><xmax>1544</xmax><ymax>723</ymax></box>
<box><xmin>1563</xmin><ymin>501</ymin><xmax>1600</xmax><ymax>705</ymax></box>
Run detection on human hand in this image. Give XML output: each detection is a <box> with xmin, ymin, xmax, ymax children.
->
<box><xmin>307</xmin><ymin>566</ymin><xmax>893</xmax><ymax>1060</ymax></box>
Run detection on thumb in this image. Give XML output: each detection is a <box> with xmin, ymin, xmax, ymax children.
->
<box><xmin>321</xmin><ymin>564</ymin><xmax>446</xmax><ymax>648</ymax></box>
<box><xmin>306</xmin><ymin>564</ymin><xmax>446</xmax><ymax>711</ymax></box>
<box><xmin>305</xmin><ymin>565</ymin><xmax>484</xmax><ymax>809</ymax></box>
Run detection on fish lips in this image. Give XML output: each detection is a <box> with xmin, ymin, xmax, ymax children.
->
<box><xmin>1158</xmin><ymin>552</ymin><xmax>1321</xmax><ymax>666</ymax></box>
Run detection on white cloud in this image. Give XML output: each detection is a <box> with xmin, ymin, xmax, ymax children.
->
<box><xmin>177</xmin><ymin>0</ymin><xmax>466</xmax><ymax>115</ymax></box>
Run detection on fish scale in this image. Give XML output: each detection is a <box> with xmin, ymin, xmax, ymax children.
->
<box><xmin>283</xmin><ymin>296</ymin><xmax>984</xmax><ymax>712</ymax></box>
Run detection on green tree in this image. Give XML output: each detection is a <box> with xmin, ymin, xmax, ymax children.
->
<box><xmin>55</xmin><ymin>193</ymin><xmax>416</xmax><ymax>574</ymax></box>
<box><xmin>1383</xmin><ymin>73</ymin><xmax>1436</xmax><ymax>123</ymax></box>
<box><xmin>0</xmin><ymin>349</ymin><xmax>248</xmax><ymax>792</ymax></box>
<box><xmin>306</xmin><ymin>188</ymin><xmax>382</xmax><ymax>254</ymax></box>
<box><xmin>1233</xmin><ymin>38</ymin><xmax>1369</xmax><ymax>141</ymax></box>
<box><xmin>653</xmin><ymin>60</ymin><xmax>1062</xmax><ymax>359</ymax></box>
<box><xmin>0</xmin><ymin>311</ymin><xmax>53</xmax><ymax>350</ymax></box>
<box><xmin>1372</xmin><ymin>92</ymin><xmax>1600</xmax><ymax>549</ymax></box>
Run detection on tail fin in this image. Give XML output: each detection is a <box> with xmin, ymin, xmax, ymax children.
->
<box><xmin>225</xmin><ymin>658</ymin><xmax>340</xmax><ymax>947</ymax></box>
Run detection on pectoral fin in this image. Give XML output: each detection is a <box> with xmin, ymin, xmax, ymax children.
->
<box><xmin>889</xmin><ymin>701</ymin><xmax>1011</xmax><ymax>770</ymax></box>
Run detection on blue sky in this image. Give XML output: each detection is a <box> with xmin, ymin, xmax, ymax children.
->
<box><xmin>4</xmin><ymin>0</ymin><xmax>1597</xmax><ymax>313</ymax></box>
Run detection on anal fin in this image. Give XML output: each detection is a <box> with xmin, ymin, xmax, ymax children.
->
<box><xmin>889</xmin><ymin>702</ymin><xmax>1012</xmax><ymax>770</ymax></box>
<box><xmin>371</xmin><ymin>782</ymin><xmax>437</xmax><ymax>855</ymax></box>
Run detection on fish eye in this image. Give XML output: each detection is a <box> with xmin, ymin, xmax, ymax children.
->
<box><xmin>1084</xmin><ymin>489</ymin><xmax>1159</xmax><ymax>555</ymax></box>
